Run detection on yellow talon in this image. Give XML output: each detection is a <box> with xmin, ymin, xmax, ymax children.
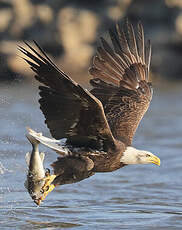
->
<box><xmin>37</xmin><ymin>174</ymin><xmax>57</xmax><ymax>204</ymax></box>
<box><xmin>39</xmin><ymin>184</ymin><xmax>56</xmax><ymax>202</ymax></box>
<box><xmin>42</xmin><ymin>174</ymin><xmax>57</xmax><ymax>192</ymax></box>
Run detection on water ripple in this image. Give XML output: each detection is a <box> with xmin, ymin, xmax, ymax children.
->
<box><xmin>0</xmin><ymin>83</ymin><xmax>182</xmax><ymax>229</ymax></box>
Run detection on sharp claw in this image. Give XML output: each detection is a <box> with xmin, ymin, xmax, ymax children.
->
<box><xmin>44</xmin><ymin>185</ymin><xmax>50</xmax><ymax>192</ymax></box>
<box><xmin>40</xmin><ymin>184</ymin><xmax>56</xmax><ymax>202</ymax></box>
<box><xmin>38</xmin><ymin>174</ymin><xmax>57</xmax><ymax>203</ymax></box>
<box><xmin>43</xmin><ymin>174</ymin><xmax>57</xmax><ymax>185</ymax></box>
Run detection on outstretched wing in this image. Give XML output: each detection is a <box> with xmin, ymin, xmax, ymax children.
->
<box><xmin>89</xmin><ymin>21</ymin><xmax>152</xmax><ymax>146</ymax></box>
<box><xmin>19</xmin><ymin>42</ymin><xmax>115</xmax><ymax>151</ymax></box>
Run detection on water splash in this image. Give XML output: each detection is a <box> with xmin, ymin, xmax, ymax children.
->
<box><xmin>0</xmin><ymin>161</ymin><xmax>11</xmax><ymax>174</ymax></box>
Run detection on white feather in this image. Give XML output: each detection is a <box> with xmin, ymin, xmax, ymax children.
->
<box><xmin>120</xmin><ymin>147</ymin><xmax>155</xmax><ymax>165</ymax></box>
<box><xmin>26</xmin><ymin>127</ymin><xmax>69</xmax><ymax>155</ymax></box>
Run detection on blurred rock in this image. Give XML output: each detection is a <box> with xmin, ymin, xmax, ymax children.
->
<box><xmin>57</xmin><ymin>7</ymin><xmax>99</xmax><ymax>70</ymax></box>
<box><xmin>0</xmin><ymin>0</ymin><xmax>128</xmax><ymax>82</ymax></box>
<box><xmin>36</xmin><ymin>5</ymin><xmax>53</xmax><ymax>24</ymax></box>
<box><xmin>0</xmin><ymin>9</ymin><xmax>12</xmax><ymax>32</ymax></box>
<box><xmin>126</xmin><ymin>0</ymin><xmax>182</xmax><ymax>79</ymax></box>
<box><xmin>11</xmin><ymin>0</ymin><xmax>34</xmax><ymax>37</ymax></box>
<box><xmin>1</xmin><ymin>0</ymin><xmax>182</xmax><ymax>81</ymax></box>
<box><xmin>166</xmin><ymin>0</ymin><xmax>182</xmax><ymax>8</ymax></box>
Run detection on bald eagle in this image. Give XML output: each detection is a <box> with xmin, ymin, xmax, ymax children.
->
<box><xmin>19</xmin><ymin>20</ymin><xmax>160</xmax><ymax>203</ymax></box>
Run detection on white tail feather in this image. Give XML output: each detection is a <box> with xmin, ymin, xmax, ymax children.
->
<box><xmin>27</xmin><ymin>127</ymin><xmax>60</xmax><ymax>143</ymax></box>
<box><xmin>26</xmin><ymin>127</ymin><xmax>69</xmax><ymax>155</ymax></box>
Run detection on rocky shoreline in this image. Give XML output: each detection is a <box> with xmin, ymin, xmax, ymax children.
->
<box><xmin>1</xmin><ymin>0</ymin><xmax>182</xmax><ymax>81</ymax></box>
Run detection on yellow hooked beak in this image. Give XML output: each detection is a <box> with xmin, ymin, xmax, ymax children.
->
<box><xmin>148</xmin><ymin>155</ymin><xmax>160</xmax><ymax>166</ymax></box>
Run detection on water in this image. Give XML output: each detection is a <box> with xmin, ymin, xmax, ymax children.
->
<box><xmin>0</xmin><ymin>81</ymin><xmax>182</xmax><ymax>229</ymax></box>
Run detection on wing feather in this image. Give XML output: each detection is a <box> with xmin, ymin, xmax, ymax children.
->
<box><xmin>20</xmin><ymin>20</ymin><xmax>152</xmax><ymax>149</ymax></box>
<box><xmin>89</xmin><ymin>20</ymin><xmax>153</xmax><ymax>145</ymax></box>
<box><xmin>145</xmin><ymin>39</ymin><xmax>152</xmax><ymax>80</ymax></box>
<box><xmin>126</xmin><ymin>20</ymin><xmax>139</xmax><ymax>62</ymax></box>
<box><xmin>137</xmin><ymin>22</ymin><xmax>145</xmax><ymax>64</ymax></box>
<box><xmin>19</xmin><ymin>42</ymin><xmax>116</xmax><ymax>151</ymax></box>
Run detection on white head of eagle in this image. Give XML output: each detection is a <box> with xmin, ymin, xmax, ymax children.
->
<box><xmin>120</xmin><ymin>147</ymin><xmax>160</xmax><ymax>165</ymax></box>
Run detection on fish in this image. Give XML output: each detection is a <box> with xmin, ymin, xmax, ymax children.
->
<box><xmin>25</xmin><ymin>132</ymin><xmax>47</xmax><ymax>205</ymax></box>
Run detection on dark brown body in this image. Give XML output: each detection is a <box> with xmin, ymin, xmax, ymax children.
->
<box><xmin>52</xmin><ymin>141</ymin><xmax>126</xmax><ymax>186</ymax></box>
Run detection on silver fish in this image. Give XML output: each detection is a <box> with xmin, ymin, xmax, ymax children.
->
<box><xmin>25</xmin><ymin>133</ymin><xmax>46</xmax><ymax>205</ymax></box>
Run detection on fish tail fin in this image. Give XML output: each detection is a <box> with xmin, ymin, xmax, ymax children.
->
<box><xmin>26</xmin><ymin>127</ymin><xmax>41</xmax><ymax>151</ymax></box>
